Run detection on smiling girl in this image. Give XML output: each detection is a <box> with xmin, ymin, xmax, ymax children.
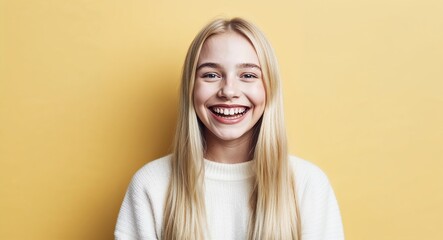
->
<box><xmin>115</xmin><ymin>18</ymin><xmax>344</xmax><ymax>240</ymax></box>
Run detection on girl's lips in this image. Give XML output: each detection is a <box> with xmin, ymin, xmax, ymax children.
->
<box><xmin>209</xmin><ymin>106</ymin><xmax>248</xmax><ymax>116</ymax></box>
<box><xmin>208</xmin><ymin>105</ymin><xmax>250</xmax><ymax>124</ymax></box>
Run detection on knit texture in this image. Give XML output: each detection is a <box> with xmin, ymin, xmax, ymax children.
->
<box><xmin>115</xmin><ymin>155</ymin><xmax>344</xmax><ymax>240</ymax></box>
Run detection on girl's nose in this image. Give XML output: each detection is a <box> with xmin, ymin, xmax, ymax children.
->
<box><xmin>217</xmin><ymin>76</ymin><xmax>240</xmax><ymax>100</ymax></box>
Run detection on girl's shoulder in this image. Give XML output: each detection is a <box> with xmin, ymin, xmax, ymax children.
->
<box><xmin>135</xmin><ymin>154</ymin><xmax>172</xmax><ymax>173</ymax></box>
<box><xmin>129</xmin><ymin>154</ymin><xmax>172</xmax><ymax>190</ymax></box>
<box><xmin>288</xmin><ymin>155</ymin><xmax>344</xmax><ymax>238</ymax></box>
<box><xmin>288</xmin><ymin>155</ymin><xmax>334</xmax><ymax>197</ymax></box>
<box><xmin>289</xmin><ymin>155</ymin><xmax>330</xmax><ymax>180</ymax></box>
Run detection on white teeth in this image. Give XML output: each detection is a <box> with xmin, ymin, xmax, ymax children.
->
<box><xmin>212</xmin><ymin>107</ymin><xmax>247</xmax><ymax>116</ymax></box>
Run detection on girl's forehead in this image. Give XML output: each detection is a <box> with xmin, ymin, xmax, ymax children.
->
<box><xmin>203</xmin><ymin>32</ymin><xmax>251</xmax><ymax>49</ymax></box>
<box><xmin>198</xmin><ymin>32</ymin><xmax>260</xmax><ymax>66</ymax></box>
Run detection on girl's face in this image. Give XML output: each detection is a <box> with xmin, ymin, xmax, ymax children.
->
<box><xmin>193</xmin><ymin>32</ymin><xmax>266</xmax><ymax>143</ymax></box>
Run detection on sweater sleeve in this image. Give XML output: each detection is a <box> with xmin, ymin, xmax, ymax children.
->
<box><xmin>115</xmin><ymin>170</ymin><xmax>159</xmax><ymax>240</ymax></box>
<box><xmin>297</xmin><ymin>160</ymin><xmax>345</xmax><ymax>240</ymax></box>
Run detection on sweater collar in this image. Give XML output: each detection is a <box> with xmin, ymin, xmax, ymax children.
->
<box><xmin>204</xmin><ymin>159</ymin><xmax>255</xmax><ymax>181</ymax></box>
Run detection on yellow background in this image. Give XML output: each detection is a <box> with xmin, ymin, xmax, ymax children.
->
<box><xmin>1</xmin><ymin>0</ymin><xmax>442</xmax><ymax>239</ymax></box>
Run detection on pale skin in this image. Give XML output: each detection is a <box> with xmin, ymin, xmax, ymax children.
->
<box><xmin>193</xmin><ymin>32</ymin><xmax>266</xmax><ymax>164</ymax></box>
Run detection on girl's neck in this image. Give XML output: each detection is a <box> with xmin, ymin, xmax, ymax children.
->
<box><xmin>203</xmin><ymin>131</ymin><xmax>253</xmax><ymax>164</ymax></box>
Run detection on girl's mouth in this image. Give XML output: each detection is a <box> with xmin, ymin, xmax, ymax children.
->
<box><xmin>209</xmin><ymin>106</ymin><xmax>250</xmax><ymax>119</ymax></box>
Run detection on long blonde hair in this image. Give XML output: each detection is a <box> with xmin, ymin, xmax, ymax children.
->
<box><xmin>163</xmin><ymin>18</ymin><xmax>301</xmax><ymax>240</ymax></box>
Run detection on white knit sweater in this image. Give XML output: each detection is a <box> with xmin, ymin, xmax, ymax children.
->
<box><xmin>115</xmin><ymin>155</ymin><xmax>344</xmax><ymax>240</ymax></box>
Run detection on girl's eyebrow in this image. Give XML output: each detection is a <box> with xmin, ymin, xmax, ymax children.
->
<box><xmin>197</xmin><ymin>62</ymin><xmax>261</xmax><ymax>71</ymax></box>
<box><xmin>197</xmin><ymin>62</ymin><xmax>220</xmax><ymax>71</ymax></box>
<box><xmin>237</xmin><ymin>63</ymin><xmax>261</xmax><ymax>70</ymax></box>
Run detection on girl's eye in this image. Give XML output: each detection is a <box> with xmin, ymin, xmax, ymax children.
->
<box><xmin>202</xmin><ymin>73</ymin><xmax>220</xmax><ymax>79</ymax></box>
<box><xmin>242</xmin><ymin>73</ymin><xmax>257</xmax><ymax>79</ymax></box>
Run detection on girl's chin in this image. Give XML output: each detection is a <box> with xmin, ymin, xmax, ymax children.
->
<box><xmin>206</xmin><ymin>129</ymin><xmax>254</xmax><ymax>142</ymax></box>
